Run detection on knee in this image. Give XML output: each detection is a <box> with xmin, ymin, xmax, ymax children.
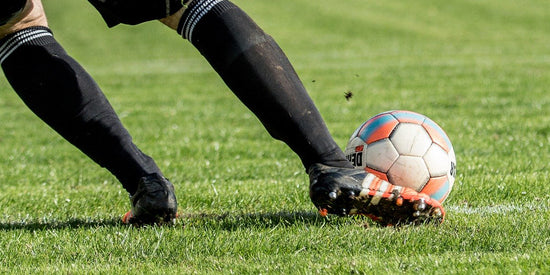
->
<box><xmin>159</xmin><ymin>8</ymin><xmax>186</xmax><ymax>30</ymax></box>
<box><xmin>0</xmin><ymin>0</ymin><xmax>48</xmax><ymax>39</ymax></box>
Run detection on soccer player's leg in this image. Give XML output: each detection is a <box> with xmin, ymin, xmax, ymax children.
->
<box><xmin>174</xmin><ymin>0</ymin><xmax>350</xmax><ymax>170</ymax></box>
<box><xmin>0</xmin><ymin>0</ymin><xmax>177</xmax><ymax>225</ymax></box>
<box><xmin>167</xmin><ymin>0</ymin><xmax>445</xmax><ymax>225</ymax></box>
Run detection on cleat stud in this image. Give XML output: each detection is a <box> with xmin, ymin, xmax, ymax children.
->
<box><xmin>414</xmin><ymin>198</ymin><xmax>426</xmax><ymax>211</ymax></box>
<box><xmin>413</xmin><ymin>211</ymin><xmax>421</xmax><ymax>217</ymax></box>
<box><xmin>396</xmin><ymin>197</ymin><xmax>404</xmax><ymax>206</ymax></box>
<box><xmin>328</xmin><ymin>191</ymin><xmax>338</xmax><ymax>200</ymax></box>
<box><xmin>348</xmin><ymin>191</ymin><xmax>356</xmax><ymax>197</ymax></box>
<box><xmin>432</xmin><ymin>208</ymin><xmax>442</xmax><ymax>217</ymax></box>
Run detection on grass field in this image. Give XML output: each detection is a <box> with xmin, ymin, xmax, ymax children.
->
<box><xmin>1</xmin><ymin>0</ymin><xmax>549</xmax><ymax>273</ymax></box>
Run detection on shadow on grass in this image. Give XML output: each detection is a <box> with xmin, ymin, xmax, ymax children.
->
<box><xmin>0</xmin><ymin>211</ymin><xmax>361</xmax><ymax>231</ymax></box>
<box><xmin>182</xmin><ymin>210</ymin><xmax>358</xmax><ymax>231</ymax></box>
<box><xmin>0</xmin><ymin>217</ymin><xmax>122</xmax><ymax>231</ymax></box>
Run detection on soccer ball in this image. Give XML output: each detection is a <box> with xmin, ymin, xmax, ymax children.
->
<box><xmin>344</xmin><ymin>110</ymin><xmax>456</xmax><ymax>203</ymax></box>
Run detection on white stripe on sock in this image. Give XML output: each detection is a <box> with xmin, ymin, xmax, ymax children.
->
<box><xmin>0</xmin><ymin>29</ymin><xmax>52</xmax><ymax>64</ymax></box>
<box><xmin>180</xmin><ymin>0</ymin><xmax>222</xmax><ymax>41</ymax></box>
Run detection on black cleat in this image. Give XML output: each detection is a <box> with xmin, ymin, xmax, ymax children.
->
<box><xmin>122</xmin><ymin>174</ymin><xmax>178</xmax><ymax>225</ymax></box>
<box><xmin>308</xmin><ymin>163</ymin><xmax>445</xmax><ymax>226</ymax></box>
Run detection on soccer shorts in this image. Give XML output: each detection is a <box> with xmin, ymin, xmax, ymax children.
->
<box><xmin>88</xmin><ymin>0</ymin><xmax>185</xmax><ymax>27</ymax></box>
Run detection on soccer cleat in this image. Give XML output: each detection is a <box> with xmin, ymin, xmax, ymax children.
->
<box><xmin>308</xmin><ymin>163</ymin><xmax>445</xmax><ymax>226</ymax></box>
<box><xmin>122</xmin><ymin>174</ymin><xmax>178</xmax><ymax>225</ymax></box>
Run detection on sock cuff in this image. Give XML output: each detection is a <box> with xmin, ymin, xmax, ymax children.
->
<box><xmin>0</xmin><ymin>26</ymin><xmax>54</xmax><ymax>65</ymax></box>
<box><xmin>178</xmin><ymin>0</ymin><xmax>235</xmax><ymax>42</ymax></box>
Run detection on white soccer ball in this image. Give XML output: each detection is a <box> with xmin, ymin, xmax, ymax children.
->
<box><xmin>345</xmin><ymin>110</ymin><xmax>456</xmax><ymax>203</ymax></box>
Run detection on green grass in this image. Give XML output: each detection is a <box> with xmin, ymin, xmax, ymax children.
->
<box><xmin>0</xmin><ymin>0</ymin><xmax>549</xmax><ymax>273</ymax></box>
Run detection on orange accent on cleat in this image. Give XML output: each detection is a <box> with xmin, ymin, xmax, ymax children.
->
<box><xmin>122</xmin><ymin>210</ymin><xmax>133</xmax><ymax>224</ymax></box>
<box><xmin>319</xmin><ymin>208</ymin><xmax>328</xmax><ymax>217</ymax></box>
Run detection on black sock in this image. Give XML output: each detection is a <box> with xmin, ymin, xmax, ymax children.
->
<box><xmin>0</xmin><ymin>27</ymin><xmax>162</xmax><ymax>194</ymax></box>
<box><xmin>178</xmin><ymin>0</ymin><xmax>352</xmax><ymax>169</ymax></box>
